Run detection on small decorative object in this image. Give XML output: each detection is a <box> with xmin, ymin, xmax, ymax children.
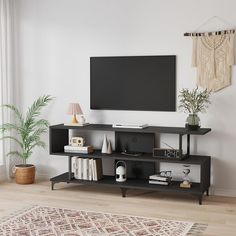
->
<box><xmin>80</xmin><ymin>115</ymin><xmax>86</xmax><ymax>125</ymax></box>
<box><xmin>153</xmin><ymin>148</ymin><xmax>179</xmax><ymax>158</ymax></box>
<box><xmin>0</xmin><ymin>95</ymin><xmax>53</xmax><ymax>184</ymax></box>
<box><xmin>101</xmin><ymin>135</ymin><xmax>108</xmax><ymax>153</ymax></box>
<box><xmin>64</xmin><ymin>145</ymin><xmax>93</xmax><ymax>154</ymax></box>
<box><xmin>107</xmin><ymin>140</ymin><xmax>112</xmax><ymax>154</ymax></box>
<box><xmin>184</xmin><ymin>16</ymin><xmax>235</xmax><ymax>92</ymax></box>
<box><xmin>180</xmin><ymin>165</ymin><xmax>191</xmax><ymax>188</ymax></box>
<box><xmin>70</xmin><ymin>137</ymin><xmax>85</xmax><ymax>147</ymax></box>
<box><xmin>149</xmin><ymin>171</ymin><xmax>172</xmax><ymax>185</ymax></box>
<box><xmin>67</xmin><ymin>103</ymin><xmax>84</xmax><ymax>125</ymax></box>
<box><xmin>65</xmin><ymin>103</ymin><xmax>89</xmax><ymax>126</ymax></box>
<box><xmin>116</xmin><ymin>161</ymin><xmax>126</xmax><ymax>182</ymax></box>
<box><xmin>178</xmin><ymin>87</ymin><xmax>211</xmax><ymax>130</ymax></box>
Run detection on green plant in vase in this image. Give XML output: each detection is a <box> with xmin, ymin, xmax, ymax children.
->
<box><xmin>0</xmin><ymin>95</ymin><xmax>53</xmax><ymax>184</ymax></box>
<box><xmin>178</xmin><ymin>87</ymin><xmax>211</xmax><ymax>130</ymax></box>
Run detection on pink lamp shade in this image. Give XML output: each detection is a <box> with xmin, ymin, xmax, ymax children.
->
<box><xmin>67</xmin><ymin>103</ymin><xmax>83</xmax><ymax>115</ymax></box>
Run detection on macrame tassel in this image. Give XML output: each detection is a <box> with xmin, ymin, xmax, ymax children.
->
<box><xmin>227</xmin><ymin>34</ymin><xmax>235</xmax><ymax>65</ymax></box>
<box><xmin>192</xmin><ymin>37</ymin><xmax>198</xmax><ymax>67</ymax></box>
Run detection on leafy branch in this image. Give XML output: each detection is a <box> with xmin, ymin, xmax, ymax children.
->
<box><xmin>178</xmin><ymin>87</ymin><xmax>211</xmax><ymax>114</ymax></box>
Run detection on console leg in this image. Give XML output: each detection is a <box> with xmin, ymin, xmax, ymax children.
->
<box><xmin>51</xmin><ymin>182</ymin><xmax>55</xmax><ymax>191</ymax></box>
<box><xmin>120</xmin><ymin>188</ymin><xmax>127</xmax><ymax>198</ymax></box>
<box><xmin>206</xmin><ymin>189</ymin><xmax>209</xmax><ymax>196</ymax></box>
<box><xmin>198</xmin><ymin>194</ymin><xmax>203</xmax><ymax>205</ymax></box>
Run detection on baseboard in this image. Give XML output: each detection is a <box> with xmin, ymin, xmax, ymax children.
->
<box><xmin>36</xmin><ymin>173</ymin><xmax>52</xmax><ymax>181</ymax></box>
<box><xmin>0</xmin><ymin>165</ymin><xmax>7</xmax><ymax>181</ymax></box>
<box><xmin>211</xmin><ymin>187</ymin><xmax>236</xmax><ymax>197</ymax></box>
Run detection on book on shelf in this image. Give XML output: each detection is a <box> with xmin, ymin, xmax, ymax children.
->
<box><xmin>88</xmin><ymin>159</ymin><xmax>93</xmax><ymax>181</ymax></box>
<box><xmin>72</xmin><ymin>157</ymin><xmax>103</xmax><ymax>181</ymax></box>
<box><xmin>93</xmin><ymin>159</ymin><xmax>103</xmax><ymax>181</ymax></box>
<box><xmin>78</xmin><ymin>158</ymin><xmax>83</xmax><ymax>179</ymax></box>
<box><xmin>82</xmin><ymin>158</ymin><xmax>89</xmax><ymax>180</ymax></box>
<box><xmin>149</xmin><ymin>180</ymin><xmax>170</xmax><ymax>185</ymax></box>
<box><xmin>149</xmin><ymin>174</ymin><xmax>172</xmax><ymax>182</ymax></box>
<box><xmin>64</xmin><ymin>145</ymin><xmax>94</xmax><ymax>154</ymax></box>
<box><xmin>72</xmin><ymin>156</ymin><xmax>79</xmax><ymax>179</ymax></box>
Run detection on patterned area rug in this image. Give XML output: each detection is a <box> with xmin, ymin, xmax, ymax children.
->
<box><xmin>0</xmin><ymin>206</ymin><xmax>207</xmax><ymax>235</ymax></box>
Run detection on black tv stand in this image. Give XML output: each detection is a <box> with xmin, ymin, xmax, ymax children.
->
<box><xmin>49</xmin><ymin>124</ymin><xmax>211</xmax><ymax>205</ymax></box>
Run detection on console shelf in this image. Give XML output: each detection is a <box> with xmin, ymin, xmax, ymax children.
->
<box><xmin>51</xmin><ymin>172</ymin><xmax>201</xmax><ymax>194</ymax></box>
<box><xmin>51</xmin><ymin>150</ymin><xmax>209</xmax><ymax>165</ymax></box>
<box><xmin>49</xmin><ymin>124</ymin><xmax>211</xmax><ymax>205</ymax></box>
<box><xmin>51</xmin><ymin>123</ymin><xmax>211</xmax><ymax>135</ymax></box>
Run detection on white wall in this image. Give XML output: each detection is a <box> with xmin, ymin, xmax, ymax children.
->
<box><xmin>13</xmin><ymin>0</ymin><xmax>236</xmax><ymax>196</ymax></box>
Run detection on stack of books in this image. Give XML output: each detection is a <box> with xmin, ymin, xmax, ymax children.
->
<box><xmin>64</xmin><ymin>145</ymin><xmax>94</xmax><ymax>154</ymax></box>
<box><xmin>149</xmin><ymin>174</ymin><xmax>172</xmax><ymax>186</ymax></box>
<box><xmin>72</xmin><ymin>157</ymin><xmax>103</xmax><ymax>181</ymax></box>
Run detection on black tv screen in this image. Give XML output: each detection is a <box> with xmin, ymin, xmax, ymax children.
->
<box><xmin>90</xmin><ymin>55</ymin><xmax>176</xmax><ymax>111</ymax></box>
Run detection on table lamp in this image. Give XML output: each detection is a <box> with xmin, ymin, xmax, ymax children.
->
<box><xmin>67</xmin><ymin>103</ymin><xmax>83</xmax><ymax>124</ymax></box>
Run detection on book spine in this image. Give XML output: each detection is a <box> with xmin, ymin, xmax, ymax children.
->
<box><xmin>149</xmin><ymin>176</ymin><xmax>169</xmax><ymax>181</ymax></box>
<box><xmin>78</xmin><ymin>158</ymin><xmax>83</xmax><ymax>179</ymax></box>
<box><xmin>94</xmin><ymin>159</ymin><xmax>98</xmax><ymax>181</ymax></box>
<box><xmin>149</xmin><ymin>180</ymin><xmax>169</xmax><ymax>185</ymax></box>
<box><xmin>64</xmin><ymin>145</ymin><xmax>93</xmax><ymax>151</ymax></box>
<box><xmin>82</xmin><ymin>159</ymin><xmax>87</xmax><ymax>180</ymax></box>
<box><xmin>88</xmin><ymin>159</ymin><xmax>93</xmax><ymax>181</ymax></box>
<box><xmin>72</xmin><ymin>157</ymin><xmax>78</xmax><ymax>179</ymax></box>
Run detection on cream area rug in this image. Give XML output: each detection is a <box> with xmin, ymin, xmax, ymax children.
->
<box><xmin>0</xmin><ymin>206</ymin><xmax>207</xmax><ymax>235</ymax></box>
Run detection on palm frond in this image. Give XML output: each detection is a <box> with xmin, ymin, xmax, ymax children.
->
<box><xmin>0</xmin><ymin>123</ymin><xmax>20</xmax><ymax>133</ymax></box>
<box><xmin>29</xmin><ymin>141</ymin><xmax>46</xmax><ymax>151</ymax></box>
<box><xmin>1</xmin><ymin>104</ymin><xmax>24</xmax><ymax>124</ymax></box>
<box><xmin>0</xmin><ymin>136</ymin><xmax>23</xmax><ymax>148</ymax></box>
<box><xmin>32</xmin><ymin>119</ymin><xmax>50</xmax><ymax>129</ymax></box>
<box><xmin>7</xmin><ymin>151</ymin><xmax>24</xmax><ymax>159</ymax></box>
<box><xmin>25</xmin><ymin>95</ymin><xmax>53</xmax><ymax>128</ymax></box>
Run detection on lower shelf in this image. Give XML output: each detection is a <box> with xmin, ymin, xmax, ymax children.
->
<box><xmin>50</xmin><ymin>172</ymin><xmax>202</xmax><ymax>194</ymax></box>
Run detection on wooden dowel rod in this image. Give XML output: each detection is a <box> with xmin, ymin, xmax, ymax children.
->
<box><xmin>184</xmin><ymin>29</ymin><xmax>235</xmax><ymax>37</ymax></box>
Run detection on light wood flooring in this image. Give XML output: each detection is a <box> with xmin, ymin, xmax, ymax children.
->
<box><xmin>0</xmin><ymin>180</ymin><xmax>236</xmax><ymax>235</ymax></box>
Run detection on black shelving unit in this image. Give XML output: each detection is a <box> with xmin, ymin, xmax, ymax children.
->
<box><xmin>49</xmin><ymin>124</ymin><xmax>211</xmax><ymax>205</ymax></box>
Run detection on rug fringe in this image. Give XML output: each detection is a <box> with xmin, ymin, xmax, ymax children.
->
<box><xmin>187</xmin><ymin>223</ymin><xmax>208</xmax><ymax>235</ymax></box>
<box><xmin>0</xmin><ymin>204</ymin><xmax>38</xmax><ymax>224</ymax></box>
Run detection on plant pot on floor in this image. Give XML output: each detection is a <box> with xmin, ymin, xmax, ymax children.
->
<box><xmin>14</xmin><ymin>164</ymin><xmax>36</xmax><ymax>184</ymax></box>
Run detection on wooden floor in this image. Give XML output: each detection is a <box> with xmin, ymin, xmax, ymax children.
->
<box><xmin>0</xmin><ymin>180</ymin><xmax>236</xmax><ymax>236</ymax></box>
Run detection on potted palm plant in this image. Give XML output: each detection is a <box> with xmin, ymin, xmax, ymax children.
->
<box><xmin>0</xmin><ymin>95</ymin><xmax>53</xmax><ymax>184</ymax></box>
<box><xmin>178</xmin><ymin>87</ymin><xmax>211</xmax><ymax>130</ymax></box>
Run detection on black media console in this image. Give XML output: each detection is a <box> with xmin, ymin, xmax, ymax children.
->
<box><xmin>49</xmin><ymin>124</ymin><xmax>211</xmax><ymax>205</ymax></box>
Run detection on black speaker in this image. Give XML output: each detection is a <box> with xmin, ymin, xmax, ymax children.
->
<box><xmin>115</xmin><ymin>132</ymin><xmax>155</xmax><ymax>153</ymax></box>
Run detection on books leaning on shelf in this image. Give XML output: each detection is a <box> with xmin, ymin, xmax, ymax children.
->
<box><xmin>64</xmin><ymin>145</ymin><xmax>94</xmax><ymax>154</ymax></box>
<box><xmin>149</xmin><ymin>174</ymin><xmax>172</xmax><ymax>186</ymax></box>
<box><xmin>72</xmin><ymin>157</ymin><xmax>103</xmax><ymax>181</ymax></box>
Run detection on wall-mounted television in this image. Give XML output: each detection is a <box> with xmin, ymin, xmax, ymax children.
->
<box><xmin>90</xmin><ymin>55</ymin><xmax>176</xmax><ymax>111</ymax></box>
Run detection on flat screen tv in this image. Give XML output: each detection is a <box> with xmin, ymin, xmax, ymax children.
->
<box><xmin>90</xmin><ymin>55</ymin><xmax>176</xmax><ymax>111</ymax></box>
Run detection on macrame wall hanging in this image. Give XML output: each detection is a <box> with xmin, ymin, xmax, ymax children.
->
<box><xmin>184</xmin><ymin>16</ymin><xmax>235</xmax><ymax>92</ymax></box>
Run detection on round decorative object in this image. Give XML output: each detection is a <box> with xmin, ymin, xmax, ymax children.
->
<box><xmin>116</xmin><ymin>161</ymin><xmax>126</xmax><ymax>182</ymax></box>
<box><xmin>14</xmin><ymin>164</ymin><xmax>36</xmax><ymax>184</ymax></box>
<box><xmin>185</xmin><ymin>113</ymin><xmax>200</xmax><ymax>130</ymax></box>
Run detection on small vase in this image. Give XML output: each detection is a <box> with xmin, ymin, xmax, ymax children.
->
<box><xmin>107</xmin><ymin>141</ymin><xmax>112</xmax><ymax>154</ymax></box>
<box><xmin>101</xmin><ymin>135</ymin><xmax>108</xmax><ymax>153</ymax></box>
<box><xmin>185</xmin><ymin>113</ymin><xmax>200</xmax><ymax>130</ymax></box>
